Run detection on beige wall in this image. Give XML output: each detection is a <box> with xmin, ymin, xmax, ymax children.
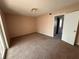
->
<box><xmin>36</xmin><ymin>3</ymin><xmax>79</xmax><ymax>37</ymax></box>
<box><xmin>4</xmin><ymin>2</ymin><xmax>79</xmax><ymax>39</ymax></box>
<box><xmin>36</xmin><ymin>14</ymin><xmax>54</xmax><ymax>37</ymax></box>
<box><xmin>5</xmin><ymin>14</ymin><xmax>36</xmax><ymax>38</ymax></box>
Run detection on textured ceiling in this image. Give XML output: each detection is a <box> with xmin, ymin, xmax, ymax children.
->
<box><xmin>0</xmin><ymin>0</ymin><xmax>79</xmax><ymax>16</ymax></box>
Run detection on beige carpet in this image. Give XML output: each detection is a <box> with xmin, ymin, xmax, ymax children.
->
<box><xmin>6</xmin><ymin>33</ymin><xmax>79</xmax><ymax>59</ymax></box>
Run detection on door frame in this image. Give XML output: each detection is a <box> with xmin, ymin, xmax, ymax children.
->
<box><xmin>0</xmin><ymin>11</ymin><xmax>9</xmax><ymax>48</ymax></box>
<box><xmin>53</xmin><ymin>13</ymin><xmax>66</xmax><ymax>38</ymax></box>
<box><xmin>0</xmin><ymin>10</ymin><xmax>9</xmax><ymax>59</ymax></box>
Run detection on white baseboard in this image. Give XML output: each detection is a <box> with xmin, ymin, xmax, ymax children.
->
<box><xmin>38</xmin><ymin>32</ymin><xmax>53</xmax><ymax>37</ymax></box>
<box><xmin>2</xmin><ymin>49</ymin><xmax>7</xmax><ymax>59</ymax></box>
<box><xmin>76</xmin><ymin>43</ymin><xmax>79</xmax><ymax>45</ymax></box>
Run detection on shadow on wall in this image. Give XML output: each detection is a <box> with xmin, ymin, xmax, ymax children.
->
<box><xmin>0</xmin><ymin>0</ymin><xmax>21</xmax><ymax>15</ymax></box>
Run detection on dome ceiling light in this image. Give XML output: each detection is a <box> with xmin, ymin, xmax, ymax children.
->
<box><xmin>31</xmin><ymin>8</ymin><xmax>38</xmax><ymax>15</ymax></box>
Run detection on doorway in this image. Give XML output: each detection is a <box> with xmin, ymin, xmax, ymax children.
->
<box><xmin>75</xmin><ymin>22</ymin><xmax>79</xmax><ymax>45</ymax></box>
<box><xmin>54</xmin><ymin>15</ymin><xmax>64</xmax><ymax>39</ymax></box>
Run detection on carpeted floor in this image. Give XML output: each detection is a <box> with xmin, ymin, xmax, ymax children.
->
<box><xmin>6</xmin><ymin>33</ymin><xmax>79</xmax><ymax>59</ymax></box>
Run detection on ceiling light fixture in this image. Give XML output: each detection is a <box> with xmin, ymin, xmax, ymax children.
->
<box><xmin>31</xmin><ymin>8</ymin><xmax>38</xmax><ymax>15</ymax></box>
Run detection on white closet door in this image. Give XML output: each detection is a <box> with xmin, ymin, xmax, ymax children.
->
<box><xmin>62</xmin><ymin>11</ymin><xmax>79</xmax><ymax>45</ymax></box>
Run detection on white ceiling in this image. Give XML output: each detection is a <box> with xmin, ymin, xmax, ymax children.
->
<box><xmin>0</xmin><ymin>0</ymin><xmax>79</xmax><ymax>16</ymax></box>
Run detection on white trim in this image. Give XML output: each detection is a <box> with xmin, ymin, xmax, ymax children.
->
<box><xmin>0</xmin><ymin>11</ymin><xmax>9</xmax><ymax>59</ymax></box>
<box><xmin>53</xmin><ymin>13</ymin><xmax>66</xmax><ymax>17</ymax></box>
<box><xmin>0</xmin><ymin>13</ymin><xmax>9</xmax><ymax>48</ymax></box>
<box><xmin>2</xmin><ymin>49</ymin><xmax>6</xmax><ymax>59</ymax></box>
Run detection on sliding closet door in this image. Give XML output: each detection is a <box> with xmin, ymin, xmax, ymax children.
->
<box><xmin>62</xmin><ymin>11</ymin><xmax>79</xmax><ymax>45</ymax></box>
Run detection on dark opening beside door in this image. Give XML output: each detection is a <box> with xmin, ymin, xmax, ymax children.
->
<box><xmin>54</xmin><ymin>15</ymin><xmax>64</xmax><ymax>39</ymax></box>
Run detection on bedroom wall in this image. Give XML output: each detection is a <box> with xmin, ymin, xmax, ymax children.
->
<box><xmin>36</xmin><ymin>14</ymin><xmax>54</xmax><ymax>37</ymax></box>
<box><xmin>4</xmin><ymin>2</ymin><xmax>79</xmax><ymax>38</ymax></box>
<box><xmin>5</xmin><ymin>14</ymin><xmax>36</xmax><ymax>38</ymax></box>
<box><xmin>36</xmin><ymin>2</ymin><xmax>79</xmax><ymax>37</ymax></box>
